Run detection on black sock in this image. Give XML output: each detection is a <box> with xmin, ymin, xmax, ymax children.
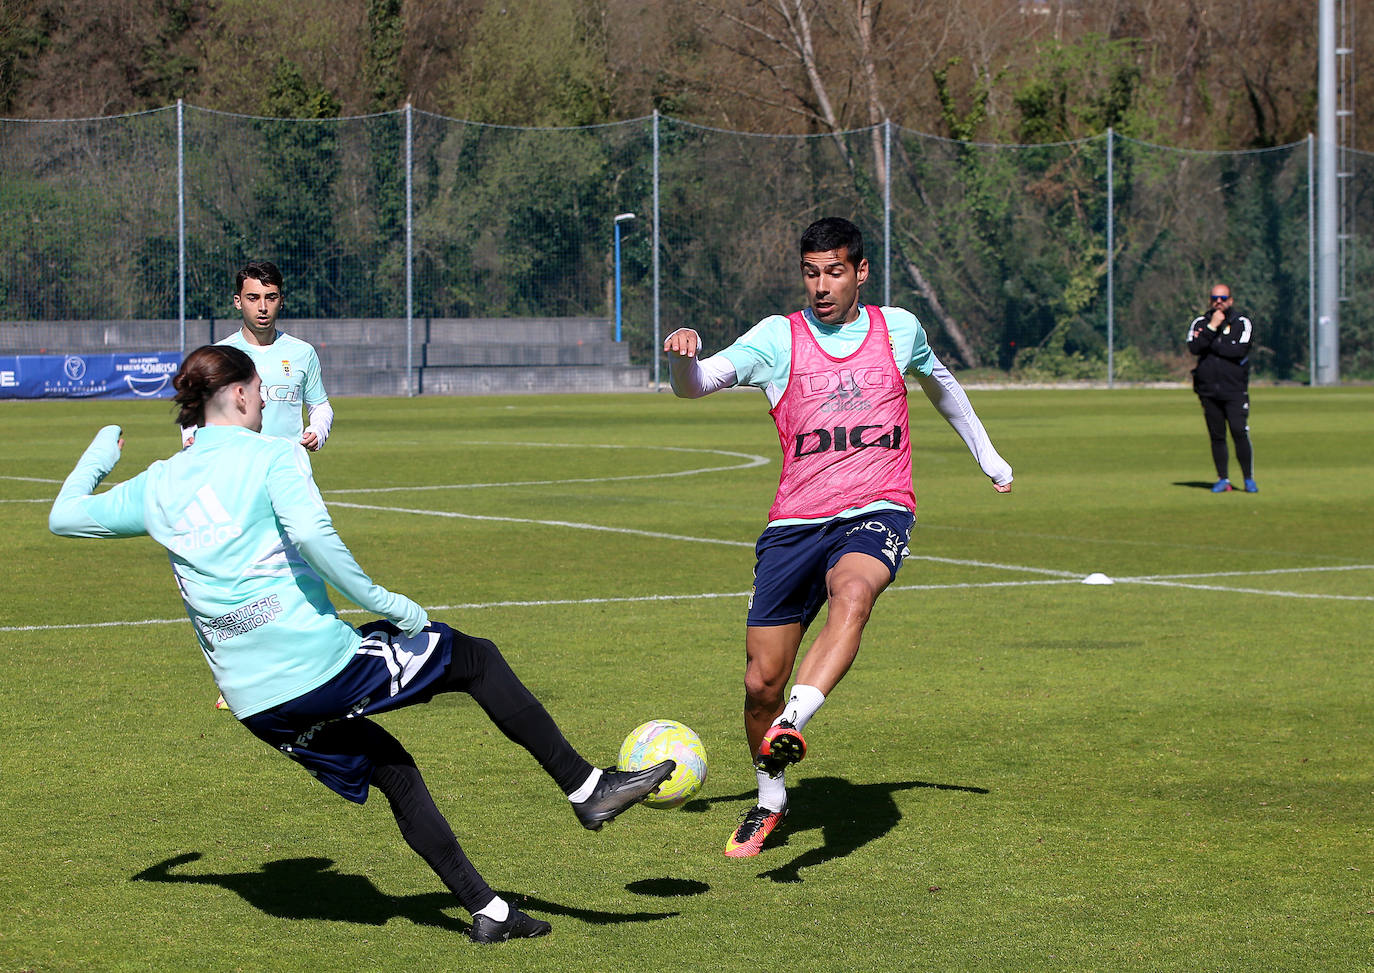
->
<box><xmin>368</xmin><ymin>733</ymin><xmax>495</xmax><ymax>913</ymax></box>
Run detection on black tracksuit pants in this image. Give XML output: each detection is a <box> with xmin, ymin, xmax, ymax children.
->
<box><xmin>1198</xmin><ymin>393</ymin><xmax>1253</xmax><ymax>480</ymax></box>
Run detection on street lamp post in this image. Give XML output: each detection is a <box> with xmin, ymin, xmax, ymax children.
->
<box><xmin>614</xmin><ymin>213</ymin><xmax>635</xmax><ymax>342</ymax></box>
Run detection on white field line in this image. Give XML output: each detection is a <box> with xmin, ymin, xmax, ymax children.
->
<box><xmin>325</xmin><ymin>442</ymin><xmax>770</xmax><ymax>494</ymax></box>
<box><xmin>328</xmin><ymin>501</ymin><xmax>757</xmax><ymax>547</ymax></box>
<box><xmin>8</xmin><ymin>457</ymin><xmax>1370</xmax><ymax>637</ymax></box>
<box><xmin>1116</xmin><ymin>565</ymin><xmax>1373</xmax><ymax>581</ymax></box>
<box><xmin>0</xmin><ymin>577</ymin><xmax>1113</xmax><ymax>635</ymax></box>
<box><xmin>6</xmin><ymin>561</ymin><xmax>1370</xmax><ymax>635</ymax></box>
<box><xmin>1120</xmin><ymin>579</ymin><xmax>1373</xmax><ymax>601</ymax></box>
<box><xmin>921</xmin><ymin>522</ymin><xmax>1373</xmax><ymax>566</ymax></box>
<box><xmin>1</xmin><ymin>474</ymin><xmax>63</xmax><ymax>502</ymax></box>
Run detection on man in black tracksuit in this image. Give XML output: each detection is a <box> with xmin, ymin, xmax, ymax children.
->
<box><xmin>1187</xmin><ymin>283</ymin><xmax>1257</xmax><ymax>493</ymax></box>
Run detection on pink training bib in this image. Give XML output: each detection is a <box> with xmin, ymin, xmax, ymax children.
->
<box><xmin>767</xmin><ymin>307</ymin><xmax>915</xmax><ymax>521</ymax></box>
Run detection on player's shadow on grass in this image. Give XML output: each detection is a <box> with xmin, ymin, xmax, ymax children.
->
<box><xmin>132</xmin><ymin>852</ymin><xmax>677</xmax><ymax>933</ymax></box>
<box><xmin>699</xmin><ymin>776</ymin><xmax>988</xmax><ymax>884</ymax></box>
<box><xmin>1173</xmin><ymin>480</ymin><xmax>1225</xmax><ymax>489</ymax></box>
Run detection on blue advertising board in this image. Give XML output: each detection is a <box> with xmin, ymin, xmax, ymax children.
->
<box><xmin>0</xmin><ymin>352</ymin><xmax>182</xmax><ymax>399</ymax></box>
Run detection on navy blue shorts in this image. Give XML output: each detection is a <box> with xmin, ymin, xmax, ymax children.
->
<box><xmin>747</xmin><ymin>509</ymin><xmax>914</xmax><ymax>629</ymax></box>
<box><xmin>241</xmin><ymin>620</ymin><xmax>456</xmax><ymax>804</ymax></box>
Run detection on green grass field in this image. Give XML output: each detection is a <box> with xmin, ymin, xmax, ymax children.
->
<box><xmin>2</xmin><ymin>386</ymin><xmax>1372</xmax><ymax>972</ymax></box>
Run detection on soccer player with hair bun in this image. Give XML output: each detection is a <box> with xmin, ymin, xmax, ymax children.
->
<box><xmin>51</xmin><ymin>345</ymin><xmax>674</xmax><ymax>943</ymax></box>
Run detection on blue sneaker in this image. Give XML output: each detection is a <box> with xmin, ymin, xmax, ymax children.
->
<box><xmin>1243</xmin><ymin>479</ymin><xmax>1258</xmax><ymax>493</ymax></box>
<box><xmin>1211</xmin><ymin>478</ymin><xmax>1233</xmax><ymax>493</ymax></box>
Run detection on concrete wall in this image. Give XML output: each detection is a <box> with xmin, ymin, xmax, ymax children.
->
<box><xmin>0</xmin><ymin>317</ymin><xmax>650</xmax><ymax>395</ymax></box>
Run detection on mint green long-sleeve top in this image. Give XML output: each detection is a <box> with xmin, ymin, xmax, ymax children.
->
<box><xmin>49</xmin><ymin>424</ymin><xmax>428</xmax><ymax>718</ymax></box>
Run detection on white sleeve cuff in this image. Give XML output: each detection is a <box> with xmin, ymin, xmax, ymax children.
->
<box><xmin>668</xmin><ymin>339</ymin><xmax>737</xmax><ymax>398</ymax></box>
<box><xmin>305</xmin><ymin>400</ymin><xmax>335</xmax><ymax>449</ymax></box>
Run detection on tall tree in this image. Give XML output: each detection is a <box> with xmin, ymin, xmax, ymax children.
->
<box><xmin>438</xmin><ymin>0</ymin><xmax>613</xmax><ymax>125</ymax></box>
<box><xmin>678</xmin><ymin>0</ymin><xmax>984</xmax><ymax>365</ymax></box>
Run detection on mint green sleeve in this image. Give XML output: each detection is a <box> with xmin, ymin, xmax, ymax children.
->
<box><xmin>718</xmin><ymin>315</ymin><xmax>791</xmax><ymax>389</ymax></box>
<box><xmin>885</xmin><ymin>307</ymin><xmax>935</xmax><ymax>376</ymax></box>
<box><xmin>265</xmin><ymin>444</ymin><xmax>429</xmax><ymax>635</ymax></box>
<box><xmin>302</xmin><ymin>344</ymin><xmax>329</xmax><ymax>408</ymax></box>
<box><xmin>48</xmin><ymin>425</ymin><xmax>150</xmax><ymax>539</ymax></box>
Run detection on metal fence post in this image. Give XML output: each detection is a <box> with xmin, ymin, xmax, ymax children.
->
<box><xmin>177</xmin><ymin>99</ymin><xmax>186</xmax><ymax>353</ymax></box>
<box><xmin>405</xmin><ymin>103</ymin><xmax>414</xmax><ymax>397</ymax></box>
<box><xmin>653</xmin><ymin>110</ymin><xmax>661</xmax><ymax>390</ymax></box>
<box><xmin>884</xmin><ymin>119</ymin><xmax>892</xmax><ymax>308</ymax></box>
<box><xmin>1106</xmin><ymin>127</ymin><xmax>1115</xmax><ymax>388</ymax></box>
<box><xmin>1308</xmin><ymin>132</ymin><xmax>1317</xmax><ymax>386</ymax></box>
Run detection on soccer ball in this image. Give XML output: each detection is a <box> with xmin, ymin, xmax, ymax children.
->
<box><xmin>617</xmin><ymin>719</ymin><xmax>708</xmax><ymax>809</ymax></box>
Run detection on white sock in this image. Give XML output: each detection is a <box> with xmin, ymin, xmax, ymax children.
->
<box><xmin>778</xmin><ymin>684</ymin><xmax>826</xmax><ymax>731</ymax></box>
<box><xmin>567</xmin><ymin>767</ymin><xmax>601</xmax><ymax>803</ymax></box>
<box><xmin>475</xmin><ymin>896</ymin><xmax>510</xmax><ymax>922</ymax></box>
<box><xmin>756</xmin><ymin>768</ymin><xmax>787</xmax><ymax>813</ymax></box>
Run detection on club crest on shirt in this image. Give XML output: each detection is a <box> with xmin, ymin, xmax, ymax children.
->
<box><xmin>281</xmin><ymin>360</ymin><xmax>291</xmax><ymax>375</ymax></box>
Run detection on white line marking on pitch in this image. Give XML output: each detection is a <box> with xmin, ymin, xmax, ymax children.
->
<box><xmin>0</xmin><ymin>475</ymin><xmax>63</xmax><ymax>484</ymax></box>
<box><xmin>6</xmin><ymin>565</ymin><xmax>1370</xmax><ymax>635</ymax></box>
<box><xmin>0</xmin><ymin>578</ymin><xmax>1081</xmax><ymax>633</ymax></box>
<box><xmin>1118</xmin><ymin>565</ymin><xmax>1373</xmax><ymax>581</ymax></box>
<box><xmin>1123</xmin><ymin>579</ymin><xmax>1373</xmax><ymax>601</ymax></box>
<box><xmin>921</xmin><ymin>522</ymin><xmax>1372</xmax><ymax>565</ymax></box>
<box><xmin>325</xmin><ymin>443</ymin><xmax>770</xmax><ymax>494</ymax></box>
<box><xmin>328</xmin><ymin>501</ymin><xmax>758</xmax><ymax>547</ymax></box>
<box><xmin>331</xmin><ymin>499</ymin><xmax>1374</xmax><ymax>596</ymax></box>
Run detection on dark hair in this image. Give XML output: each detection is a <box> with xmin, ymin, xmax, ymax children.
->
<box><xmin>235</xmin><ymin>260</ymin><xmax>284</xmax><ymax>293</ymax></box>
<box><xmin>799</xmin><ymin>217</ymin><xmax>864</xmax><ymax>268</ymax></box>
<box><xmin>173</xmin><ymin>345</ymin><xmax>257</xmax><ymax>428</ymax></box>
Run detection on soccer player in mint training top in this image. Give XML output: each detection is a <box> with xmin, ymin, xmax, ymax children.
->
<box><xmin>182</xmin><ymin>260</ymin><xmax>333</xmax><ymax>451</ymax></box>
<box><xmin>664</xmin><ymin>217</ymin><xmax>1013</xmax><ymax>858</ymax></box>
<box><xmin>50</xmin><ymin>345</ymin><xmax>673</xmax><ymax>943</ymax></box>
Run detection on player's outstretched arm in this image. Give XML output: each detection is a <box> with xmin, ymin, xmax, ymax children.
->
<box><xmin>915</xmin><ymin>359</ymin><xmax>1013</xmax><ymax>492</ymax></box>
<box><xmin>49</xmin><ymin>425</ymin><xmax>153</xmax><ymax>537</ymax></box>
<box><xmin>664</xmin><ymin>328</ymin><xmax>738</xmax><ymax>398</ymax></box>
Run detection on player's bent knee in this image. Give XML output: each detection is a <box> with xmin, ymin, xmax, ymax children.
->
<box><xmin>743</xmin><ymin>670</ymin><xmax>788</xmax><ymax>710</ymax></box>
<box><xmin>826</xmin><ymin>583</ymin><xmax>879</xmax><ymax>624</ymax></box>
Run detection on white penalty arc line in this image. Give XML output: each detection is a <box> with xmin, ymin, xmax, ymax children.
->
<box><xmin>325</xmin><ymin>443</ymin><xmax>771</xmax><ymax>494</ymax></box>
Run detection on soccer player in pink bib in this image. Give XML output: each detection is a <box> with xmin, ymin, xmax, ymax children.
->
<box><xmin>664</xmin><ymin>217</ymin><xmax>1013</xmax><ymax>858</ymax></box>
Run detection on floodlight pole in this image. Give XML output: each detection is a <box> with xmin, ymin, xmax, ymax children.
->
<box><xmin>1316</xmin><ymin>0</ymin><xmax>1340</xmax><ymax>384</ymax></box>
<box><xmin>614</xmin><ymin>213</ymin><xmax>635</xmax><ymax>342</ymax></box>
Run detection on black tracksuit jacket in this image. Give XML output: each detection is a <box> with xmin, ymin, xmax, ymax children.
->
<box><xmin>1187</xmin><ymin>309</ymin><xmax>1253</xmax><ymax>399</ymax></box>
